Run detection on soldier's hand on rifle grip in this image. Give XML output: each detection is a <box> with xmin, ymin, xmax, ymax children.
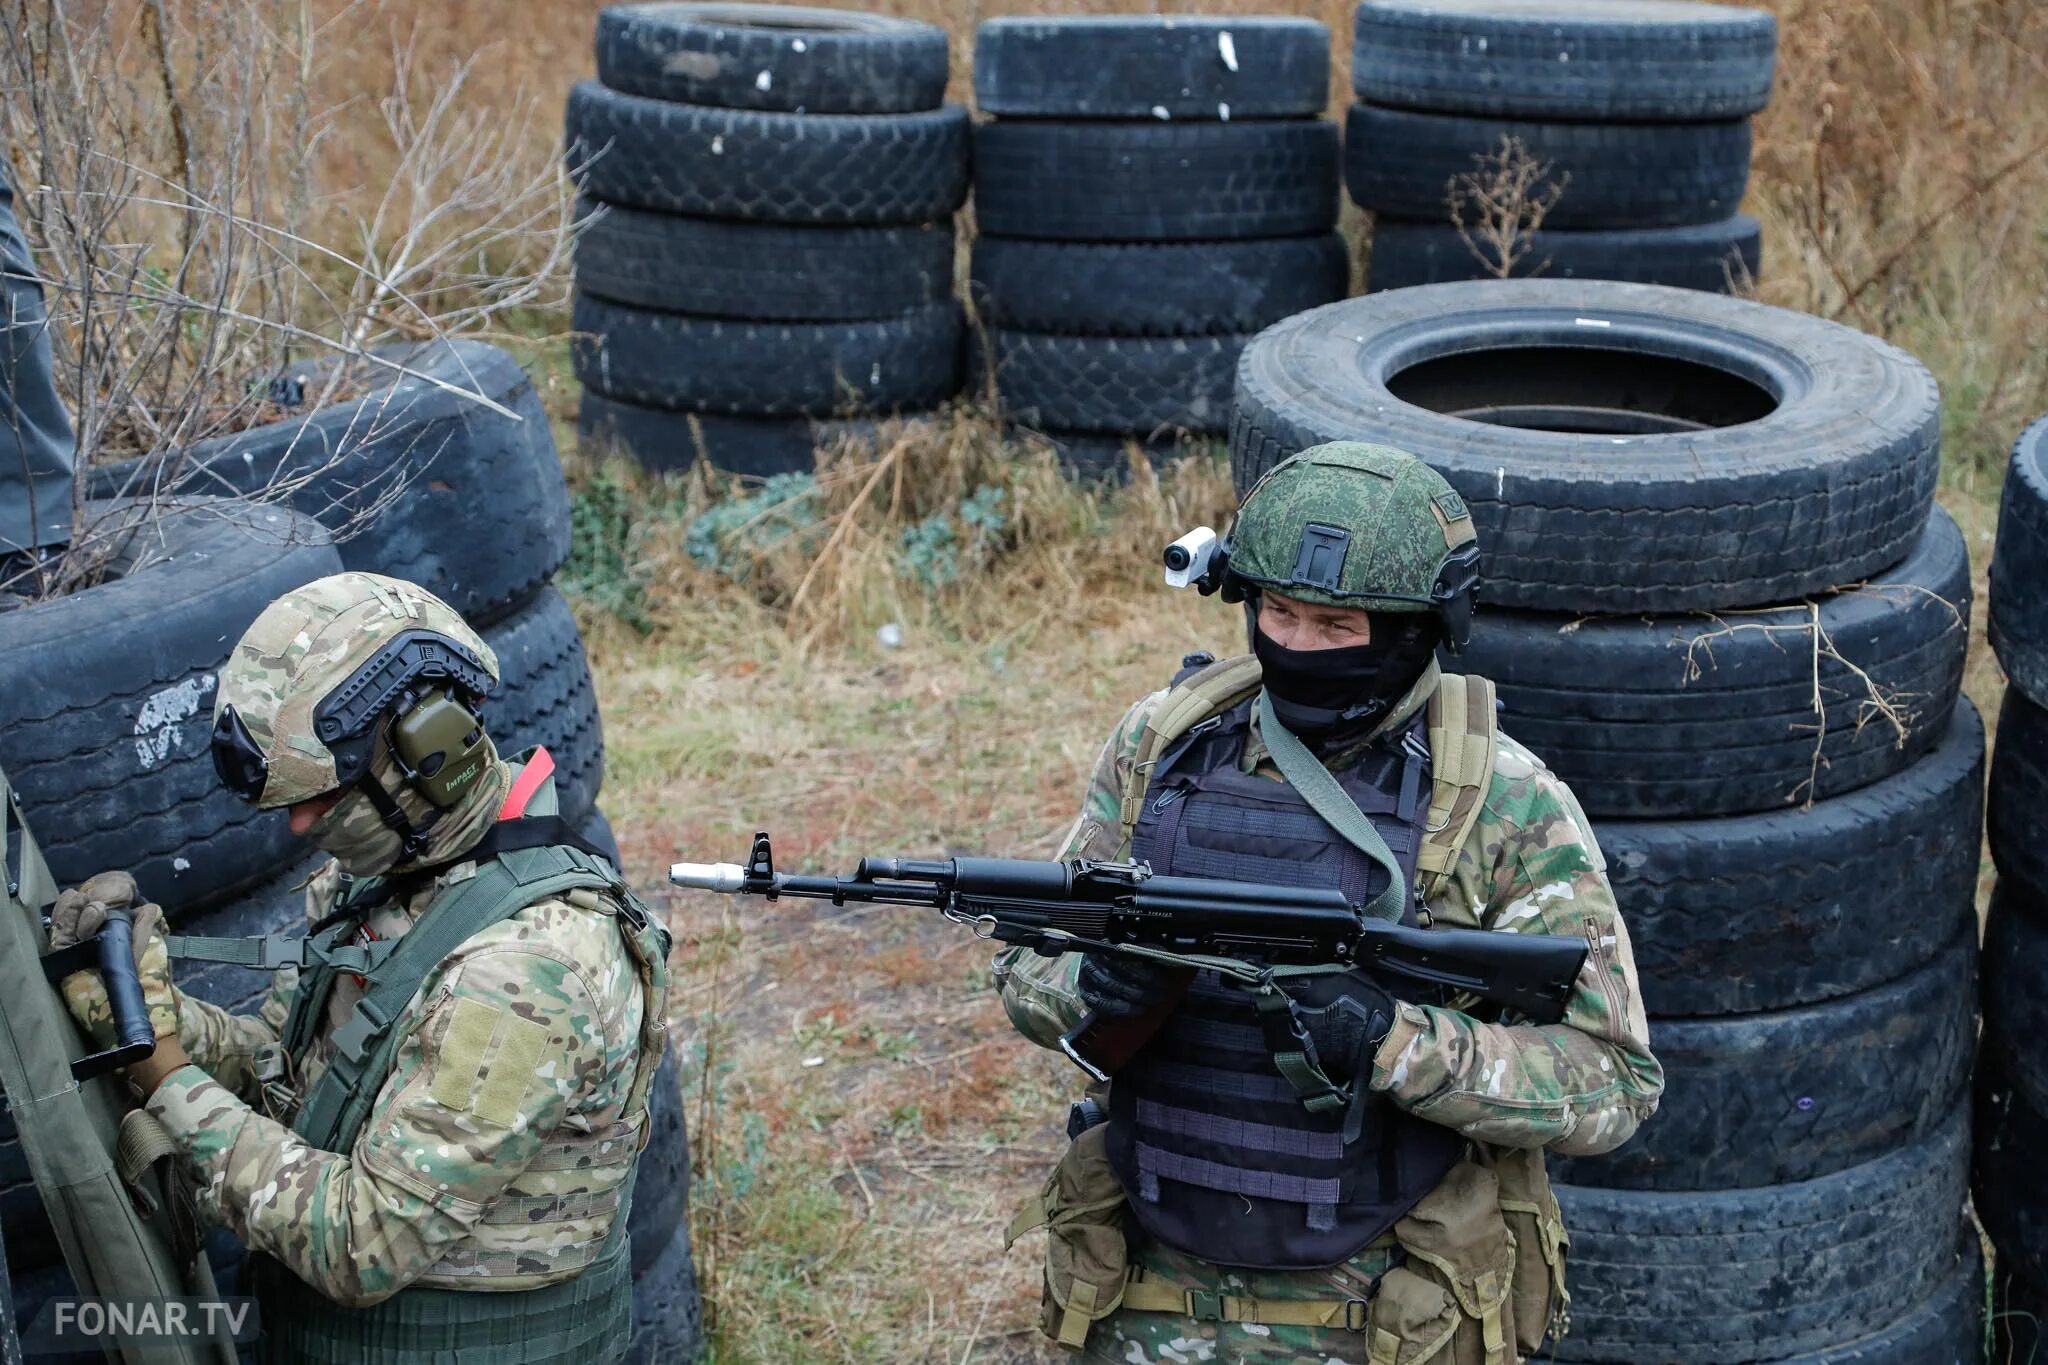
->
<box><xmin>1077</xmin><ymin>951</ymin><xmax>1177</xmax><ymax>1021</ymax></box>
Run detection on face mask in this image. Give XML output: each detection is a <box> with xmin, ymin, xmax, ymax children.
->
<box><xmin>1252</xmin><ymin>611</ymin><xmax>1442</xmax><ymax>746</ymax></box>
<box><xmin>303</xmin><ymin>737</ymin><xmax>510</xmax><ymax>878</ymax></box>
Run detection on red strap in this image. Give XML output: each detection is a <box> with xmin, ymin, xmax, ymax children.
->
<box><xmin>498</xmin><ymin>747</ymin><xmax>555</xmax><ymax>821</ymax></box>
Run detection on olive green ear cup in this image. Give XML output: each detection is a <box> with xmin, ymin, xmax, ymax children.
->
<box><xmin>391</xmin><ymin>689</ymin><xmax>490</xmax><ymax>809</ymax></box>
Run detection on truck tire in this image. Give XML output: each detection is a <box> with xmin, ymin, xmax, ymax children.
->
<box><xmin>1976</xmin><ymin>1059</ymin><xmax>2048</xmax><ymax>1293</ymax></box>
<box><xmin>574</xmin><ymin>294</ymin><xmax>961</xmax><ymax>419</ymax></box>
<box><xmin>482</xmin><ymin>587</ymin><xmax>605</xmax><ymax>826</ymax></box>
<box><xmin>596</xmin><ymin>4</ymin><xmax>948</xmax><ymax>114</ymax></box>
<box><xmin>567</xmin><ymin>82</ymin><xmax>968</xmax><ymax>225</ymax></box>
<box><xmin>1367</xmin><ymin>215</ymin><xmax>1760</xmax><ymax>294</ymax></box>
<box><xmin>1990</xmin><ymin>416</ymin><xmax>2048</xmax><ymax>707</ymax></box>
<box><xmin>971</xmin><ymin>235</ymin><xmax>1348</xmax><ymax>338</ymax></box>
<box><xmin>1596</xmin><ymin>701</ymin><xmax>1982</xmax><ymax>1016</ymax></box>
<box><xmin>974</xmin><ymin>16</ymin><xmax>1330</xmax><ymax>119</ymax></box>
<box><xmin>1984</xmin><ymin>882</ymin><xmax>2048</xmax><ymax>1116</ymax></box>
<box><xmin>574</xmin><ymin>202</ymin><xmax>953</xmax><ymax>322</ymax></box>
<box><xmin>1549</xmin><ymin>933</ymin><xmax>1975</xmax><ymax>1190</ymax></box>
<box><xmin>1231</xmin><ymin>279</ymin><xmax>1942</xmax><ymax>613</ymax></box>
<box><xmin>1351</xmin><ymin>0</ymin><xmax>1778</xmax><ymax>121</ymax></box>
<box><xmin>1455</xmin><ymin>505</ymin><xmax>1970</xmax><ymax>818</ymax></box>
<box><xmin>0</xmin><ymin>500</ymin><xmax>340</xmax><ymax>918</ymax></box>
<box><xmin>579</xmin><ymin>391</ymin><xmax>884</xmax><ymax>477</ymax></box>
<box><xmin>1550</xmin><ymin>1105</ymin><xmax>1969</xmax><ymax>1363</ymax></box>
<box><xmin>1989</xmin><ymin>686</ymin><xmax>2048</xmax><ymax>894</ymax></box>
<box><xmin>983</xmin><ymin>329</ymin><xmax>1244</xmax><ymax>436</ymax></box>
<box><xmin>1345</xmin><ymin>103</ymin><xmax>1752</xmax><ymax>229</ymax></box>
<box><xmin>972</xmin><ymin>120</ymin><xmax>1339</xmax><ymax>242</ymax></box>
<box><xmin>624</xmin><ymin>1222</ymin><xmax>705</xmax><ymax>1364</ymax></box>
<box><xmin>89</xmin><ymin>340</ymin><xmax>569</xmax><ymax>628</ymax></box>
<box><xmin>1772</xmin><ymin>1228</ymin><xmax>1982</xmax><ymax>1364</ymax></box>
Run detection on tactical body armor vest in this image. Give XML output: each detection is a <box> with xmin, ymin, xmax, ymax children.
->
<box><xmin>1109</xmin><ymin>696</ymin><xmax>1464</xmax><ymax>1270</ymax></box>
<box><xmin>173</xmin><ymin>758</ymin><xmax>670</xmax><ymax>1365</ymax></box>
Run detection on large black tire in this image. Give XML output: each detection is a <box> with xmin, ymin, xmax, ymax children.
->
<box><xmin>972</xmin><ymin>121</ymin><xmax>1339</xmax><ymax>242</ymax></box>
<box><xmin>1775</xmin><ymin>1228</ymin><xmax>1983</xmax><ymax>1364</ymax></box>
<box><xmin>482</xmin><ymin>586</ymin><xmax>605</xmax><ymax>825</ymax></box>
<box><xmin>1990</xmin><ymin>687</ymin><xmax>2048</xmax><ymax>893</ymax></box>
<box><xmin>1458</xmin><ymin>506</ymin><xmax>1971</xmax><ymax>818</ymax></box>
<box><xmin>1551</xmin><ymin>933</ymin><xmax>1975</xmax><ymax>1191</ymax></box>
<box><xmin>1984</xmin><ymin>882</ymin><xmax>2048</xmax><ymax>1116</ymax></box>
<box><xmin>1367</xmin><ymin>215</ymin><xmax>1761</xmax><ymax>294</ymax></box>
<box><xmin>90</xmin><ymin>340</ymin><xmax>569</xmax><ymax>628</ymax></box>
<box><xmin>1549</xmin><ymin>1105</ymin><xmax>1970</xmax><ymax>1363</ymax></box>
<box><xmin>1231</xmin><ymin>280</ymin><xmax>1943</xmax><ymax>613</ymax></box>
<box><xmin>984</xmin><ymin>330</ymin><xmax>1244</xmax><ymax>436</ymax></box>
<box><xmin>1345</xmin><ymin>103</ymin><xmax>1751</xmax><ymax>230</ymax></box>
<box><xmin>629</xmin><ymin>1045</ymin><xmax>690</xmax><ymax>1278</ymax></box>
<box><xmin>1998</xmin><ymin>1263</ymin><xmax>2048</xmax><ymax>1365</ymax></box>
<box><xmin>573</xmin><ymin>201</ymin><xmax>953</xmax><ymax>322</ymax></box>
<box><xmin>0</xmin><ymin>501</ymin><xmax>340</xmax><ymax>916</ymax></box>
<box><xmin>0</xmin><ymin>1230</ymin><xmax>15</xmax><ymax>1365</ymax></box>
<box><xmin>1976</xmin><ymin>1062</ymin><xmax>2048</xmax><ymax>1293</ymax></box>
<box><xmin>624</xmin><ymin>1222</ymin><xmax>705</xmax><ymax>1365</ymax></box>
<box><xmin>566</xmin><ymin>82</ymin><xmax>968</xmax><ymax>225</ymax></box>
<box><xmin>1352</xmin><ymin>0</ymin><xmax>1779</xmax><ymax>121</ymax></box>
<box><xmin>973</xmin><ymin>17</ymin><xmax>1330</xmax><ymax>119</ymax></box>
<box><xmin>580</xmin><ymin>391</ymin><xmax>890</xmax><ymax>477</ymax></box>
<box><xmin>1990</xmin><ymin>416</ymin><xmax>2048</xmax><ymax>707</ymax></box>
<box><xmin>970</xmin><ymin>235</ymin><xmax>1348</xmax><ymax>338</ymax></box>
<box><xmin>596</xmin><ymin>4</ymin><xmax>948</xmax><ymax>114</ymax></box>
<box><xmin>1596</xmin><ymin>701</ymin><xmax>1982</xmax><ymax>1016</ymax></box>
<box><xmin>574</xmin><ymin>293</ymin><xmax>961</xmax><ymax>419</ymax></box>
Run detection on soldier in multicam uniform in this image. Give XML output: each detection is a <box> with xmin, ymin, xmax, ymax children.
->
<box><xmin>997</xmin><ymin>444</ymin><xmax>1662</xmax><ymax>1364</ymax></box>
<box><xmin>49</xmin><ymin>572</ymin><xmax>670</xmax><ymax>1363</ymax></box>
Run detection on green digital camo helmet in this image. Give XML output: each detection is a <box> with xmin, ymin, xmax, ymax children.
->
<box><xmin>1223</xmin><ymin>442</ymin><xmax>1481</xmax><ymax>651</ymax></box>
<box><xmin>209</xmin><ymin>572</ymin><xmax>499</xmax><ymax>854</ymax></box>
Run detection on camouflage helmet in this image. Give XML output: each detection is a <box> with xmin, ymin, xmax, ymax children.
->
<box><xmin>1227</xmin><ymin>442</ymin><xmax>1481</xmax><ymax>649</ymax></box>
<box><xmin>210</xmin><ymin>572</ymin><xmax>498</xmax><ymax>809</ymax></box>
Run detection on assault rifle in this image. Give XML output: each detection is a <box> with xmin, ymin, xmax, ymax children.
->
<box><xmin>670</xmin><ymin>833</ymin><xmax>1588</xmax><ymax>1082</ymax></box>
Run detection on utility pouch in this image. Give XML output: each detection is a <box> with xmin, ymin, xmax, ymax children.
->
<box><xmin>1007</xmin><ymin>1122</ymin><xmax>1130</xmax><ymax>1351</ymax></box>
<box><xmin>1482</xmin><ymin>1145</ymin><xmax>1570</xmax><ymax>1353</ymax></box>
<box><xmin>1366</xmin><ymin>1161</ymin><xmax>1517</xmax><ymax>1365</ymax></box>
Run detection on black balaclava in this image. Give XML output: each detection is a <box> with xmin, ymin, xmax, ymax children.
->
<box><xmin>1252</xmin><ymin>608</ymin><xmax>1443</xmax><ymax>750</ymax></box>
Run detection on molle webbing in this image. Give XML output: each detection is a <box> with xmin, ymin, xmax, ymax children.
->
<box><xmin>1420</xmin><ymin>673</ymin><xmax>1497</xmax><ymax>906</ymax></box>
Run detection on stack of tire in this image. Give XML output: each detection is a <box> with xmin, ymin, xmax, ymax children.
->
<box><xmin>1980</xmin><ymin>414</ymin><xmax>2048</xmax><ymax>1359</ymax></box>
<box><xmin>568</xmin><ymin>4</ymin><xmax>966</xmax><ymax>478</ymax></box>
<box><xmin>6</xmin><ymin>341</ymin><xmax>701</xmax><ymax>1361</ymax></box>
<box><xmin>1347</xmin><ymin>0</ymin><xmax>1774</xmax><ymax>295</ymax></box>
<box><xmin>1234</xmin><ymin>279</ymin><xmax>1984</xmax><ymax>1360</ymax></box>
<box><xmin>970</xmin><ymin>16</ymin><xmax>1344</xmax><ymax>475</ymax></box>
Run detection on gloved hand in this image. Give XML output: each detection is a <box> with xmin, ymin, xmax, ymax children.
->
<box><xmin>49</xmin><ymin>870</ymin><xmax>180</xmax><ymax>1049</ymax></box>
<box><xmin>1076</xmin><ymin>951</ymin><xmax>1177</xmax><ymax>1021</ymax></box>
<box><xmin>1293</xmin><ymin>980</ymin><xmax>1399</xmax><ymax>1088</ymax></box>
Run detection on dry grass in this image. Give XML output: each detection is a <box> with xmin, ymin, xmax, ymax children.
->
<box><xmin>45</xmin><ymin>0</ymin><xmax>2043</xmax><ymax>1357</ymax></box>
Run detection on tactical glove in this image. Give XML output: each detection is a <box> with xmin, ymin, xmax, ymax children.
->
<box><xmin>49</xmin><ymin>870</ymin><xmax>181</xmax><ymax>1048</ymax></box>
<box><xmin>1076</xmin><ymin>951</ymin><xmax>1176</xmax><ymax>1021</ymax></box>
<box><xmin>1293</xmin><ymin>981</ymin><xmax>1398</xmax><ymax>1089</ymax></box>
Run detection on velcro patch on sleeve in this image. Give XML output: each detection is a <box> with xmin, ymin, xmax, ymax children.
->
<box><xmin>431</xmin><ymin>996</ymin><xmax>551</xmax><ymax>1126</ymax></box>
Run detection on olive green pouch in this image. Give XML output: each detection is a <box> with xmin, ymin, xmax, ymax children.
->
<box><xmin>1368</xmin><ymin>1161</ymin><xmax>1518</xmax><ymax>1365</ymax></box>
<box><xmin>1484</xmin><ymin>1145</ymin><xmax>1571</xmax><ymax>1353</ymax></box>
<box><xmin>1007</xmin><ymin>1122</ymin><xmax>1131</xmax><ymax>1350</ymax></box>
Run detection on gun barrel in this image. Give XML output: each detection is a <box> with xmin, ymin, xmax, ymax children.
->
<box><xmin>669</xmin><ymin>861</ymin><xmax>747</xmax><ymax>892</ymax></box>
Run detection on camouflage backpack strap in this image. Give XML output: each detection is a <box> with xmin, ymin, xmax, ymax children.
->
<box><xmin>1418</xmin><ymin>673</ymin><xmax>1498</xmax><ymax>913</ymax></box>
<box><xmin>1117</xmin><ymin>653</ymin><xmax>1265</xmax><ymax>841</ymax></box>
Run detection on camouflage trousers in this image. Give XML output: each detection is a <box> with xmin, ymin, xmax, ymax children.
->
<box><xmin>1080</xmin><ymin>1236</ymin><xmax>1400</xmax><ymax>1365</ymax></box>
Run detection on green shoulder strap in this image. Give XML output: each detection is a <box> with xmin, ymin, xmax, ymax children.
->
<box><xmin>1255</xmin><ymin>691</ymin><xmax>1408</xmax><ymax>924</ymax></box>
<box><xmin>292</xmin><ymin>843</ymin><xmax>634</xmax><ymax>1155</ymax></box>
<box><xmin>1419</xmin><ymin>672</ymin><xmax>1499</xmax><ymax>916</ymax></box>
<box><xmin>1117</xmin><ymin>654</ymin><xmax>1265</xmax><ymax>843</ymax></box>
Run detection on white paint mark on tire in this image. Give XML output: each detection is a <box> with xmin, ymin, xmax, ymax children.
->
<box><xmin>133</xmin><ymin>675</ymin><xmax>217</xmax><ymax>770</ymax></box>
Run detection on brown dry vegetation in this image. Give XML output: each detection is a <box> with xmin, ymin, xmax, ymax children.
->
<box><xmin>18</xmin><ymin>0</ymin><xmax>2046</xmax><ymax>1358</ymax></box>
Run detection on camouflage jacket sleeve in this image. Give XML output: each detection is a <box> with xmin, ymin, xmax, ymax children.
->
<box><xmin>145</xmin><ymin>902</ymin><xmax>605</xmax><ymax>1307</ymax></box>
<box><xmin>1370</xmin><ymin>734</ymin><xmax>1664</xmax><ymax>1156</ymax></box>
<box><xmin>173</xmin><ymin>976</ymin><xmax>294</xmax><ymax>1104</ymax></box>
<box><xmin>993</xmin><ymin>690</ymin><xmax>1163</xmax><ymax>1048</ymax></box>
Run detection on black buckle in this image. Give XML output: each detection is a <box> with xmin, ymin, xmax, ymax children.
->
<box><xmin>1343</xmin><ymin>1298</ymin><xmax>1370</xmax><ymax>1331</ymax></box>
